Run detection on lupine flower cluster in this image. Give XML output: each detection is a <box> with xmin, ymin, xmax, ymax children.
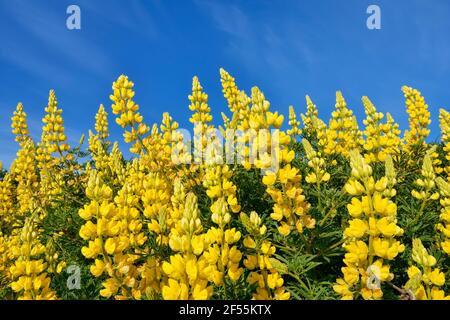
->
<box><xmin>0</xmin><ymin>69</ymin><xmax>449</xmax><ymax>300</ymax></box>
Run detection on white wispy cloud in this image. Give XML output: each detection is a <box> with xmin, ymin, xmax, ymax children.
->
<box><xmin>81</xmin><ymin>0</ymin><xmax>159</xmax><ymax>40</ymax></box>
<box><xmin>194</xmin><ymin>0</ymin><xmax>315</xmax><ymax>84</ymax></box>
<box><xmin>0</xmin><ymin>0</ymin><xmax>114</xmax><ymax>80</ymax></box>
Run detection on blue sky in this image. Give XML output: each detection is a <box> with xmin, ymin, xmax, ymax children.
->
<box><xmin>0</xmin><ymin>0</ymin><xmax>449</xmax><ymax>167</ymax></box>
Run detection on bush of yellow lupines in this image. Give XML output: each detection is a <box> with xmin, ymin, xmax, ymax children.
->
<box><xmin>0</xmin><ymin>69</ymin><xmax>450</xmax><ymax>300</ymax></box>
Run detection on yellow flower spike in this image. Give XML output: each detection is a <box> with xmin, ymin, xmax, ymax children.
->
<box><xmin>8</xmin><ymin>217</ymin><xmax>57</xmax><ymax>300</ymax></box>
<box><xmin>406</xmin><ymin>239</ymin><xmax>448</xmax><ymax>299</ymax></box>
<box><xmin>287</xmin><ymin>105</ymin><xmax>302</xmax><ymax>140</ymax></box>
<box><xmin>325</xmin><ymin>92</ymin><xmax>363</xmax><ymax>156</ymax></box>
<box><xmin>79</xmin><ymin>168</ymin><xmax>148</xmax><ymax>299</ymax></box>
<box><xmin>361</xmin><ymin>97</ymin><xmax>401</xmax><ymax>163</ymax></box>
<box><xmin>11</xmin><ymin>140</ymin><xmax>39</xmax><ymax>214</ymax></box>
<box><xmin>110</xmin><ymin>75</ymin><xmax>149</xmax><ymax>154</ymax></box>
<box><xmin>255</xmin><ymin>103</ymin><xmax>313</xmax><ymax>238</ymax></box>
<box><xmin>39</xmin><ymin>90</ymin><xmax>71</xmax><ymax>158</ymax></box>
<box><xmin>189</xmin><ymin>76</ymin><xmax>212</xmax><ymax>130</ymax></box>
<box><xmin>11</xmin><ymin>102</ymin><xmax>31</xmax><ymax>146</ymax></box>
<box><xmin>302</xmin><ymin>138</ymin><xmax>330</xmax><ymax>186</ymax></box>
<box><xmin>301</xmin><ymin>95</ymin><xmax>325</xmax><ymax>143</ymax></box>
<box><xmin>336</xmin><ymin>147</ymin><xmax>403</xmax><ymax>299</ymax></box>
<box><xmin>241</xmin><ymin>210</ymin><xmax>289</xmax><ymax>299</ymax></box>
<box><xmin>439</xmin><ymin>109</ymin><xmax>450</xmax><ymax>180</ymax></box>
<box><xmin>411</xmin><ymin>152</ymin><xmax>439</xmax><ymax>222</ymax></box>
<box><xmin>164</xmin><ymin>192</ymin><xmax>213</xmax><ymax>300</ymax></box>
<box><xmin>94</xmin><ymin>104</ymin><xmax>109</xmax><ymax>140</ymax></box>
<box><xmin>220</xmin><ymin>68</ymin><xmax>251</xmax><ymax>130</ymax></box>
<box><xmin>437</xmin><ymin>177</ymin><xmax>450</xmax><ymax>256</ymax></box>
<box><xmin>203</xmin><ymin>161</ymin><xmax>243</xmax><ymax>287</ymax></box>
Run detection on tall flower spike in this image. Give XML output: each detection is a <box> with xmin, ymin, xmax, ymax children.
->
<box><xmin>11</xmin><ymin>102</ymin><xmax>30</xmax><ymax>146</ymax></box>
<box><xmin>11</xmin><ymin>140</ymin><xmax>39</xmax><ymax>215</ymax></box>
<box><xmin>110</xmin><ymin>75</ymin><xmax>149</xmax><ymax>154</ymax></box>
<box><xmin>9</xmin><ymin>216</ymin><xmax>57</xmax><ymax>299</ymax></box>
<box><xmin>241</xmin><ymin>211</ymin><xmax>290</xmax><ymax>300</ymax></box>
<box><xmin>0</xmin><ymin>173</ymin><xmax>14</xmax><ymax>225</ymax></box>
<box><xmin>189</xmin><ymin>76</ymin><xmax>213</xmax><ymax>165</ymax></box>
<box><xmin>440</xmin><ymin>109</ymin><xmax>450</xmax><ymax>180</ymax></box>
<box><xmin>41</xmin><ymin>90</ymin><xmax>70</xmax><ymax>154</ymax></box>
<box><xmin>287</xmin><ymin>105</ymin><xmax>302</xmax><ymax>141</ymax></box>
<box><xmin>80</xmin><ymin>169</ymin><xmax>147</xmax><ymax>299</ymax></box>
<box><xmin>95</xmin><ymin>104</ymin><xmax>109</xmax><ymax>140</ymax></box>
<box><xmin>404</xmin><ymin>239</ymin><xmax>449</xmax><ymax>300</ymax></box>
<box><xmin>334</xmin><ymin>149</ymin><xmax>404</xmax><ymax>300</ymax></box>
<box><xmin>383</xmin><ymin>113</ymin><xmax>401</xmax><ymax>156</ymax></box>
<box><xmin>436</xmin><ymin>177</ymin><xmax>450</xmax><ymax>256</ymax></box>
<box><xmin>325</xmin><ymin>91</ymin><xmax>362</xmax><ymax>156</ymax></box>
<box><xmin>302</xmin><ymin>138</ymin><xmax>330</xmax><ymax>185</ymax></box>
<box><xmin>202</xmin><ymin>163</ymin><xmax>243</xmax><ymax>287</ymax></box>
<box><xmin>189</xmin><ymin>76</ymin><xmax>212</xmax><ymax>130</ymax></box>
<box><xmin>402</xmin><ymin>86</ymin><xmax>431</xmax><ymax>149</ymax></box>
<box><xmin>411</xmin><ymin>151</ymin><xmax>439</xmax><ymax>203</ymax></box>
<box><xmin>162</xmin><ymin>192</ymin><xmax>213</xmax><ymax>300</ymax></box>
<box><xmin>220</xmin><ymin>68</ymin><xmax>250</xmax><ymax>129</ymax></box>
<box><xmin>301</xmin><ymin>95</ymin><xmax>320</xmax><ymax>137</ymax></box>
<box><xmin>362</xmin><ymin>96</ymin><xmax>399</xmax><ymax>163</ymax></box>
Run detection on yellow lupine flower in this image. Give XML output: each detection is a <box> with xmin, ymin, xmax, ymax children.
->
<box><xmin>402</xmin><ymin>86</ymin><xmax>431</xmax><ymax>148</ymax></box>
<box><xmin>220</xmin><ymin>68</ymin><xmax>251</xmax><ymax>130</ymax></box>
<box><xmin>0</xmin><ymin>173</ymin><xmax>15</xmax><ymax>224</ymax></box>
<box><xmin>301</xmin><ymin>95</ymin><xmax>325</xmax><ymax>144</ymax></box>
<box><xmin>325</xmin><ymin>91</ymin><xmax>363</xmax><ymax>156</ymax></box>
<box><xmin>3</xmin><ymin>71</ymin><xmax>450</xmax><ymax>302</ymax></box>
<box><xmin>110</xmin><ymin>75</ymin><xmax>149</xmax><ymax>154</ymax></box>
<box><xmin>287</xmin><ymin>105</ymin><xmax>302</xmax><ymax>140</ymax></box>
<box><xmin>436</xmin><ymin>177</ymin><xmax>450</xmax><ymax>256</ymax></box>
<box><xmin>335</xmin><ymin>152</ymin><xmax>403</xmax><ymax>300</ymax></box>
<box><xmin>302</xmin><ymin>139</ymin><xmax>330</xmax><ymax>186</ymax></box>
<box><xmin>372</xmin><ymin>238</ymin><xmax>404</xmax><ymax>260</ymax></box>
<box><xmin>11</xmin><ymin>140</ymin><xmax>39</xmax><ymax>215</ymax></box>
<box><xmin>8</xmin><ymin>217</ymin><xmax>57</xmax><ymax>300</ymax></box>
<box><xmin>405</xmin><ymin>239</ymin><xmax>450</xmax><ymax>300</ymax></box>
<box><xmin>11</xmin><ymin>102</ymin><xmax>30</xmax><ymax>146</ymax></box>
<box><xmin>361</xmin><ymin>97</ymin><xmax>401</xmax><ymax>163</ymax></box>
<box><xmin>94</xmin><ymin>104</ymin><xmax>109</xmax><ymax>140</ymax></box>
<box><xmin>163</xmin><ymin>192</ymin><xmax>213</xmax><ymax>300</ymax></box>
<box><xmin>39</xmin><ymin>90</ymin><xmax>70</xmax><ymax>156</ymax></box>
<box><xmin>439</xmin><ymin>109</ymin><xmax>450</xmax><ymax>180</ymax></box>
<box><xmin>344</xmin><ymin>219</ymin><xmax>368</xmax><ymax>238</ymax></box>
<box><xmin>240</xmin><ymin>211</ymin><xmax>289</xmax><ymax>300</ymax></box>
